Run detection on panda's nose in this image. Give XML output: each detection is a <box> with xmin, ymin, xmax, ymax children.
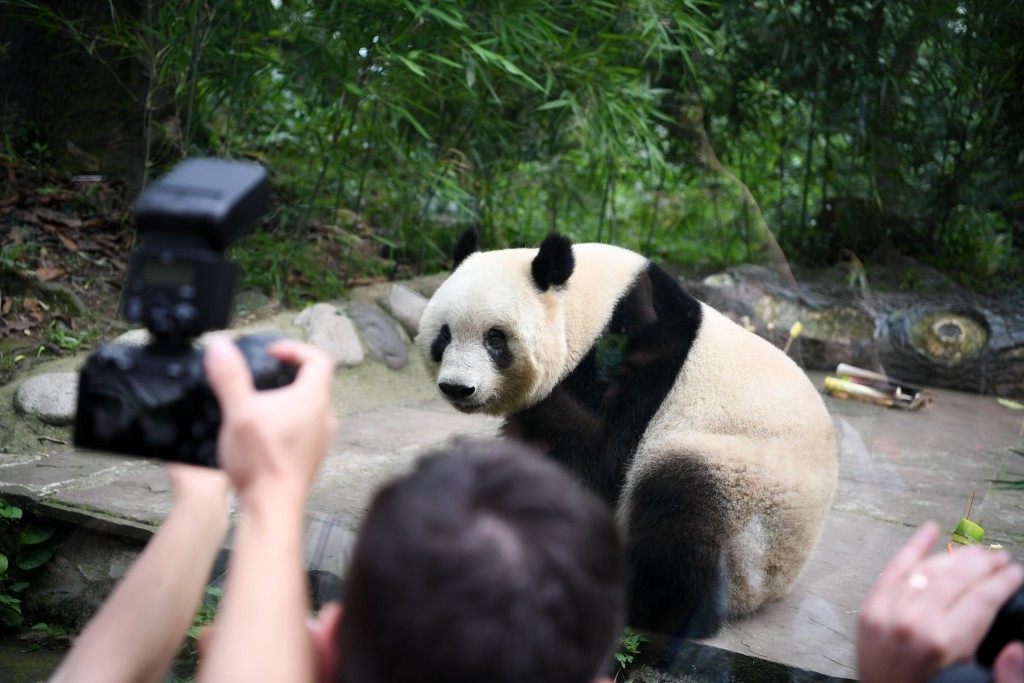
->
<box><xmin>439</xmin><ymin>382</ymin><xmax>475</xmax><ymax>400</ymax></box>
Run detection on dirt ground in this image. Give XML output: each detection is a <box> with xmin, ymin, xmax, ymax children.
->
<box><xmin>0</xmin><ymin>159</ymin><xmax>136</xmax><ymax>385</ymax></box>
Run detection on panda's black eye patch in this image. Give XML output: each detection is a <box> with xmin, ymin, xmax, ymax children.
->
<box><xmin>431</xmin><ymin>324</ymin><xmax>452</xmax><ymax>362</ymax></box>
<box><xmin>484</xmin><ymin>328</ymin><xmax>512</xmax><ymax>369</ymax></box>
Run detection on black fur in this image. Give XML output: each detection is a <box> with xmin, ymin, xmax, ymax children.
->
<box><xmin>485</xmin><ymin>328</ymin><xmax>513</xmax><ymax>370</ymax></box>
<box><xmin>452</xmin><ymin>228</ymin><xmax>479</xmax><ymax>269</ymax></box>
<box><xmin>626</xmin><ymin>458</ymin><xmax>730</xmax><ymax>636</ymax></box>
<box><xmin>530</xmin><ymin>233</ymin><xmax>575</xmax><ymax>291</ymax></box>
<box><xmin>503</xmin><ymin>262</ymin><xmax>702</xmax><ymax>510</ymax></box>
<box><xmin>430</xmin><ymin>324</ymin><xmax>452</xmax><ymax>362</ymax></box>
<box><xmin>502</xmin><ymin>262</ymin><xmax>706</xmax><ymax>633</ymax></box>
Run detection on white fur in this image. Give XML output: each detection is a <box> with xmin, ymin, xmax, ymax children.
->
<box><xmin>417</xmin><ymin>244</ymin><xmax>647</xmax><ymax>414</ymax></box>
<box><xmin>620</xmin><ymin>303</ymin><xmax>837</xmax><ymax>614</ymax></box>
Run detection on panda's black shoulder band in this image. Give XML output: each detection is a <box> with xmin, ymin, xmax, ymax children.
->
<box><xmin>452</xmin><ymin>227</ymin><xmax>480</xmax><ymax>269</ymax></box>
<box><xmin>531</xmin><ymin>233</ymin><xmax>575</xmax><ymax>291</ymax></box>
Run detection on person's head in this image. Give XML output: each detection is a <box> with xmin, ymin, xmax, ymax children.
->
<box><xmin>335</xmin><ymin>438</ymin><xmax>626</xmax><ymax>683</ymax></box>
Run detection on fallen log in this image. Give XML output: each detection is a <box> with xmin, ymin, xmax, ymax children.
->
<box><xmin>686</xmin><ymin>266</ymin><xmax>1024</xmax><ymax>398</ymax></box>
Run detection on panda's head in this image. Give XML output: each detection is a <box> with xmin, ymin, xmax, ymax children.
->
<box><xmin>415</xmin><ymin>229</ymin><xmax>576</xmax><ymax>416</ymax></box>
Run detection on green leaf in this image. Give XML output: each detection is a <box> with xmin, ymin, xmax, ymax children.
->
<box><xmin>536</xmin><ymin>99</ymin><xmax>571</xmax><ymax>111</ymax></box>
<box><xmin>420</xmin><ymin>5</ymin><xmax>468</xmax><ymax>29</ymax></box>
<box><xmin>0</xmin><ymin>602</ymin><xmax>23</xmax><ymax>628</ymax></box>
<box><xmin>19</xmin><ymin>524</ymin><xmax>55</xmax><ymax>546</ymax></box>
<box><xmin>0</xmin><ymin>501</ymin><xmax>23</xmax><ymax>520</ymax></box>
<box><xmin>392</xmin><ymin>105</ymin><xmax>431</xmax><ymax>140</ymax></box>
<box><xmin>16</xmin><ymin>543</ymin><xmax>57</xmax><ymax>571</ymax></box>
<box><xmin>997</xmin><ymin>397</ymin><xmax>1024</xmax><ymax>410</ymax></box>
<box><xmin>7</xmin><ymin>581</ymin><xmax>29</xmax><ymax>594</ymax></box>
<box><xmin>0</xmin><ymin>553</ymin><xmax>7</xmax><ymax>577</ymax></box>
<box><xmin>395</xmin><ymin>54</ymin><xmax>427</xmax><ymax>78</ymax></box>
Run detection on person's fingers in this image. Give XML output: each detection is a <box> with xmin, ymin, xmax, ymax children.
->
<box><xmin>993</xmin><ymin>641</ymin><xmax>1024</xmax><ymax>683</ymax></box>
<box><xmin>205</xmin><ymin>337</ymin><xmax>255</xmax><ymax>410</ymax></box>
<box><xmin>945</xmin><ymin>563</ymin><xmax>1024</xmax><ymax>648</ymax></box>
<box><xmin>895</xmin><ymin>546</ymin><xmax>1011</xmax><ymax>613</ymax></box>
<box><xmin>268</xmin><ymin>340</ymin><xmax>334</xmax><ymax>388</ymax></box>
<box><xmin>882</xmin><ymin>523</ymin><xmax>941</xmax><ymax>584</ymax></box>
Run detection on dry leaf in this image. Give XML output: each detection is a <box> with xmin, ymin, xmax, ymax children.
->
<box><xmin>23</xmin><ymin>296</ymin><xmax>40</xmax><ymax>312</ymax></box>
<box><xmin>57</xmin><ymin>233</ymin><xmax>79</xmax><ymax>252</ymax></box>
<box><xmin>1</xmin><ymin>297</ymin><xmax>10</xmax><ymax>315</ymax></box>
<box><xmin>36</xmin><ymin>267</ymin><xmax>66</xmax><ymax>282</ymax></box>
<box><xmin>35</xmin><ymin>207</ymin><xmax>83</xmax><ymax>229</ymax></box>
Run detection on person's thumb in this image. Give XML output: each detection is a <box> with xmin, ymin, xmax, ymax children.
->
<box><xmin>204</xmin><ymin>336</ymin><xmax>254</xmax><ymax>411</ymax></box>
<box><xmin>994</xmin><ymin>642</ymin><xmax>1024</xmax><ymax>683</ymax></box>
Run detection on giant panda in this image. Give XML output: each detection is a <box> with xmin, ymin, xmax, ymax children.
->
<box><xmin>415</xmin><ymin>229</ymin><xmax>837</xmax><ymax>637</ymax></box>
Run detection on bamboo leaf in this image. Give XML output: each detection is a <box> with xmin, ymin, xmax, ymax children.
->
<box><xmin>394</xmin><ymin>54</ymin><xmax>427</xmax><ymax>78</ymax></box>
<box><xmin>537</xmin><ymin>99</ymin><xmax>571</xmax><ymax>111</ymax></box>
<box><xmin>996</xmin><ymin>397</ymin><xmax>1024</xmax><ymax>411</ymax></box>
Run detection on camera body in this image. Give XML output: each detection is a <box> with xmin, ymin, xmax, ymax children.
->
<box><xmin>74</xmin><ymin>158</ymin><xmax>296</xmax><ymax>467</ymax></box>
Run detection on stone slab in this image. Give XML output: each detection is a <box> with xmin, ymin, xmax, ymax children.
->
<box><xmin>3</xmin><ymin>368</ymin><xmax>1022</xmax><ymax>681</ymax></box>
<box><xmin>306</xmin><ymin>405</ymin><xmax>500</xmax><ymax>528</ymax></box>
<box><xmin>0</xmin><ymin>451</ymin><xmax>136</xmax><ymax>498</ymax></box>
<box><xmin>51</xmin><ymin>463</ymin><xmax>176</xmax><ymax>527</ymax></box>
<box><xmin>693</xmin><ymin>375</ymin><xmax>1024</xmax><ymax>680</ymax></box>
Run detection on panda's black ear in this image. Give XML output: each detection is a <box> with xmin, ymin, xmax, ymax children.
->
<box><xmin>531</xmin><ymin>233</ymin><xmax>575</xmax><ymax>291</ymax></box>
<box><xmin>452</xmin><ymin>228</ymin><xmax>479</xmax><ymax>269</ymax></box>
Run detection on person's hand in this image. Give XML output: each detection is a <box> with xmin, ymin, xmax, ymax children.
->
<box><xmin>858</xmin><ymin>522</ymin><xmax>1024</xmax><ymax>683</ymax></box>
<box><xmin>994</xmin><ymin>641</ymin><xmax>1024</xmax><ymax>683</ymax></box>
<box><xmin>166</xmin><ymin>462</ymin><xmax>230</xmax><ymax>509</ymax></box>
<box><xmin>204</xmin><ymin>337</ymin><xmax>337</xmax><ymax>507</ymax></box>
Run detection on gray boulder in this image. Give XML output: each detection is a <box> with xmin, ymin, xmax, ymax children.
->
<box><xmin>346</xmin><ymin>303</ymin><xmax>408</xmax><ymax>370</ymax></box>
<box><xmin>15</xmin><ymin>372</ymin><xmax>80</xmax><ymax>425</ymax></box>
<box><xmin>294</xmin><ymin>303</ymin><xmax>365</xmax><ymax>368</ymax></box>
<box><xmin>379</xmin><ymin>283</ymin><xmax>428</xmax><ymax>338</ymax></box>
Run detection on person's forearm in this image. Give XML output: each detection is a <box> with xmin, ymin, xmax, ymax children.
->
<box><xmin>51</xmin><ymin>499</ymin><xmax>229</xmax><ymax>683</ymax></box>
<box><xmin>197</xmin><ymin>488</ymin><xmax>315</xmax><ymax>683</ymax></box>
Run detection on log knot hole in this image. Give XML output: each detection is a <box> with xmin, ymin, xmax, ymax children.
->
<box><xmin>910</xmin><ymin>313</ymin><xmax>988</xmax><ymax>366</ymax></box>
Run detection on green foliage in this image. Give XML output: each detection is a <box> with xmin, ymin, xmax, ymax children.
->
<box><xmin>5</xmin><ymin>0</ymin><xmax>716</xmax><ymax>273</ymax></box>
<box><xmin>172</xmin><ymin>581</ymin><xmax>222</xmax><ymax>680</ymax></box>
<box><xmin>0</xmin><ymin>242</ymin><xmax>38</xmax><ymax>273</ymax></box>
<box><xmin>24</xmin><ymin>622</ymin><xmax>71</xmax><ymax>651</ymax></box>
<box><xmin>615</xmin><ymin>626</ymin><xmax>648</xmax><ymax>671</ymax></box>
<box><xmin>0</xmin><ymin>102</ymin><xmax>48</xmax><ymax>166</ymax></box>
<box><xmin>185</xmin><ymin>584</ymin><xmax>222</xmax><ymax>645</ymax></box>
<box><xmin>0</xmin><ymin>498</ymin><xmax>58</xmax><ymax>629</ymax></box>
<box><xmin>696</xmin><ymin>0</ymin><xmax>1024</xmax><ymax>289</ymax></box>
<box><xmin>7</xmin><ymin>0</ymin><xmax>1022</xmax><ymax>294</ymax></box>
<box><xmin>231</xmin><ymin>230</ymin><xmax>348</xmax><ymax>308</ymax></box>
<box><xmin>46</xmin><ymin>322</ymin><xmax>97</xmax><ymax>351</ymax></box>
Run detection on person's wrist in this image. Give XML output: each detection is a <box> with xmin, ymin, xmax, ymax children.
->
<box><xmin>237</xmin><ymin>475</ymin><xmax>310</xmax><ymax>519</ymax></box>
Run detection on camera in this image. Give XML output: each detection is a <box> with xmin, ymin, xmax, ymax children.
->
<box><xmin>74</xmin><ymin>158</ymin><xmax>297</xmax><ymax>467</ymax></box>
